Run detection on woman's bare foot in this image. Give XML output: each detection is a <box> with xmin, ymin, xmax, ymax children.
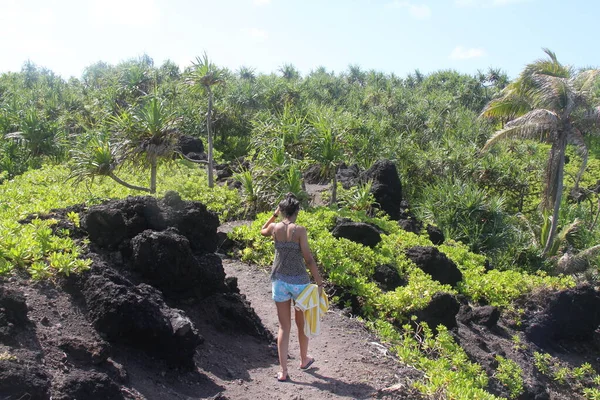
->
<box><xmin>277</xmin><ymin>371</ymin><xmax>289</xmax><ymax>382</ymax></box>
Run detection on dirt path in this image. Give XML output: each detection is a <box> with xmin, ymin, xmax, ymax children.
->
<box><xmin>192</xmin><ymin>256</ymin><xmax>420</xmax><ymax>400</ymax></box>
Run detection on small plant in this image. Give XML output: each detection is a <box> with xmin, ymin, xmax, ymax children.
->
<box><xmin>554</xmin><ymin>367</ymin><xmax>571</xmax><ymax>385</ymax></box>
<box><xmin>573</xmin><ymin>363</ymin><xmax>595</xmax><ymax>381</ymax></box>
<box><xmin>533</xmin><ymin>352</ymin><xmax>553</xmax><ymax>375</ymax></box>
<box><xmin>583</xmin><ymin>388</ymin><xmax>600</xmax><ymax>400</ymax></box>
<box><xmin>66</xmin><ymin>211</ymin><xmax>80</xmax><ymax>227</ymax></box>
<box><xmin>48</xmin><ymin>251</ymin><xmax>92</xmax><ymax>276</ymax></box>
<box><xmin>338</xmin><ymin>180</ymin><xmax>377</xmax><ymax>212</ymax></box>
<box><xmin>30</xmin><ymin>261</ymin><xmax>52</xmax><ymax>281</ymax></box>
<box><xmin>494</xmin><ymin>355</ymin><xmax>524</xmax><ymax>399</ymax></box>
<box><xmin>511</xmin><ymin>334</ymin><xmax>527</xmax><ymax>351</ymax></box>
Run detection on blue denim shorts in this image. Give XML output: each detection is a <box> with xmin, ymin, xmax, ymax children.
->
<box><xmin>272</xmin><ymin>280</ymin><xmax>310</xmax><ymax>303</ymax></box>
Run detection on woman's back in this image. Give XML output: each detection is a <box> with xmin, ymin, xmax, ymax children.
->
<box><xmin>271</xmin><ymin>222</ymin><xmax>309</xmax><ymax>284</ymax></box>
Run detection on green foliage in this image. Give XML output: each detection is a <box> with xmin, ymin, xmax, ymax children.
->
<box><xmin>418</xmin><ymin>178</ymin><xmax>513</xmax><ymax>255</ymax></box>
<box><xmin>369</xmin><ymin>321</ymin><xmax>500</xmax><ymax>399</ymax></box>
<box><xmin>494</xmin><ymin>356</ymin><xmax>524</xmax><ymax>399</ymax></box>
<box><xmin>533</xmin><ymin>351</ymin><xmax>600</xmax><ymax>396</ymax></box>
<box><xmin>337</xmin><ymin>180</ymin><xmax>377</xmax><ymax>213</ymax></box>
<box><xmin>583</xmin><ymin>388</ymin><xmax>600</xmax><ymax>400</ymax></box>
<box><xmin>533</xmin><ymin>351</ymin><xmax>553</xmax><ymax>375</ymax></box>
<box><xmin>0</xmin><ymin>162</ymin><xmax>242</xmax><ymax>279</ymax></box>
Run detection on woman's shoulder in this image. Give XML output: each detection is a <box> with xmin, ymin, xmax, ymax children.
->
<box><xmin>293</xmin><ymin>224</ymin><xmax>307</xmax><ymax>235</ymax></box>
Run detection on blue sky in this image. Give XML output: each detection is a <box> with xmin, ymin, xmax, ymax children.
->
<box><xmin>1</xmin><ymin>0</ymin><xmax>597</xmax><ymax>80</ymax></box>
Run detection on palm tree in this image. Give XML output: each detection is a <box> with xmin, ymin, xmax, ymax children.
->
<box><xmin>186</xmin><ymin>53</ymin><xmax>224</xmax><ymax>188</ymax></box>
<box><xmin>480</xmin><ymin>49</ymin><xmax>600</xmax><ymax>256</ymax></box>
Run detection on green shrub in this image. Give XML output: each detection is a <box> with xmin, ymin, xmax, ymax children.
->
<box><xmin>494</xmin><ymin>355</ymin><xmax>524</xmax><ymax>399</ymax></box>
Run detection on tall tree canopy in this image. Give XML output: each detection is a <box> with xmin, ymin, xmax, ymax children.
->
<box><xmin>480</xmin><ymin>49</ymin><xmax>600</xmax><ymax>255</ymax></box>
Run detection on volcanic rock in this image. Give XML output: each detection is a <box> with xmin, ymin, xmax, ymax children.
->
<box><xmin>405</xmin><ymin>246</ymin><xmax>463</xmax><ymax>287</ymax></box>
<box><xmin>331</xmin><ymin>219</ymin><xmax>382</xmax><ymax>247</ymax></box>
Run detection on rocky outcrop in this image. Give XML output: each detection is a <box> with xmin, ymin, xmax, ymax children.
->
<box><xmin>0</xmin><ymin>286</ymin><xmax>29</xmax><ymax>342</ymax></box>
<box><xmin>524</xmin><ymin>285</ymin><xmax>600</xmax><ymax>347</ymax></box>
<box><xmin>82</xmin><ymin>192</ymin><xmax>219</xmax><ymax>253</ymax></box>
<box><xmin>129</xmin><ymin>228</ymin><xmax>226</xmax><ymax>298</ymax></box>
<box><xmin>52</xmin><ymin>370</ymin><xmax>123</xmax><ymax>400</ymax></box>
<box><xmin>0</xmin><ymin>356</ymin><xmax>50</xmax><ymax>400</ymax></box>
<box><xmin>457</xmin><ymin>305</ymin><xmax>500</xmax><ymax>328</ymax></box>
<box><xmin>426</xmin><ymin>224</ymin><xmax>445</xmax><ymax>245</ymax></box>
<box><xmin>412</xmin><ymin>292</ymin><xmax>460</xmax><ymax>331</ymax></box>
<box><xmin>361</xmin><ymin>160</ymin><xmax>403</xmax><ymax>220</ymax></box>
<box><xmin>82</xmin><ymin>264</ymin><xmax>203</xmax><ymax>367</ymax></box>
<box><xmin>337</xmin><ymin>163</ymin><xmax>361</xmax><ymax>189</ymax></box>
<box><xmin>303</xmin><ymin>164</ymin><xmax>330</xmax><ymax>185</ymax></box>
<box><xmin>405</xmin><ymin>246</ymin><xmax>463</xmax><ymax>287</ymax></box>
<box><xmin>177</xmin><ymin>135</ymin><xmax>206</xmax><ymax>161</ymax></box>
<box><xmin>373</xmin><ymin>264</ymin><xmax>407</xmax><ymax>291</ymax></box>
<box><xmin>331</xmin><ymin>219</ymin><xmax>383</xmax><ymax>248</ymax></box>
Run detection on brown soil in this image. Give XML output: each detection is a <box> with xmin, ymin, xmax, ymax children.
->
<box><xmin>200</xmin><ymin>257</ymin><xmax>422</xmax><ymax>400</ymax></box>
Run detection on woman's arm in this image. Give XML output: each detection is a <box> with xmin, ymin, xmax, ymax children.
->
<box><xmin>260</xmin><ymin>207</ymin><xmax>280</xmax><ymax>237</ymax></box>
<box><xmin>298</xmin><ymin>227</ymin><xmax>323</xmax><ymax>287</ymax></box>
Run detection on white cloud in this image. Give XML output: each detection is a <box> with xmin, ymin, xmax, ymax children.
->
<box><xmin>253</xmin><ymin>0</ymin><xmax>272</xmax><ymax>6</ymax></box>
<box><xmin>88</xmin><ymin>0</ymin><xmax>160</xmax><ymax>26</ymax></box>
<box><xmin>449</xmin><ymin>46</ymin><xmax>486</xmax><ymax>60</ymax></box>
<box><xmin>387</xmin><ymin>1</ymin><xmax>432</xmax><ymax>20</ymax></box>
<box><xmin>248</xmin><ymin>28</ymin><xmax>269</xmax><ymax>41</ymax></box>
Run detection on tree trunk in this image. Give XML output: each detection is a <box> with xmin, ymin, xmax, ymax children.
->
<box><xmin>150</xmin><ymin>161</ymin><xmax>157</xmax><ymax>194</ymax></box>
<box><xmin>542</xmin><ymin>134</ymin><xmax>566</xmax><ymax>256</ymax></box>
<box><xmin>109</xmin><ymin>172</ymin><xmax>151</xmax><ymax>193</ymax></box>
<box><xmin>207</xmin><ymin>86</ymin><xmax>214</xmax><ymax>188</ymax></box>
<box><xmin>330</xmin><ymin>166</ymin><xmax>338</xmax><ymax>206</ymax></box>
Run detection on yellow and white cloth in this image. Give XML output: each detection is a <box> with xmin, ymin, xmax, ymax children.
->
<box><xmin>294</xmin><ymin>284</ymin><xmax>329</xmax><ymax>338</ymax></box>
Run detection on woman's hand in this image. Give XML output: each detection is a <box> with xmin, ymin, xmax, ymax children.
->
<box><xmin>260</xmin><ymin>206</ymin><xmax>280</xmax><ymax>236</ymax></box>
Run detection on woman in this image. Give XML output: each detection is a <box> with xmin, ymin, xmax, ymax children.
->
<box><xmin>260</xmin><ymin>193</ymin><xmax>324</xmax><ymax>382</ymax></box>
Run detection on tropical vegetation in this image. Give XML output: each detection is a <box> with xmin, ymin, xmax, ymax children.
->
<box><xmin>1</xmin><ymin>50</ymin><xmax>599</xmax><ymax>399</ymax></box>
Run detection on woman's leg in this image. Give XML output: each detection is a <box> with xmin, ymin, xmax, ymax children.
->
<box><xmin>294</xmin><ymin>307</ymin><xmax>311</xmax><ymax>367</ymax></box>
<box><xmin>276</xmin><ymin>300</ymin><xmax>292</xmax><ymax>377</ymax></box>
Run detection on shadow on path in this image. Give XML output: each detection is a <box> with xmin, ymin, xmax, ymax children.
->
<box><xmin>285</xmin><ymin>367</ymin><xmax>377</xmax><ymax>399</ymax></box>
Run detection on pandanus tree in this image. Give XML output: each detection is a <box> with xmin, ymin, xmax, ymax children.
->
<box><xmin>480</xmin><ymin>49</ymin><xmax>600</xmax><ymax>256</ymax></box>
<box><xmin>124</xmin><ymin>96</ymin><xmax>178</xmax><ymax>193</ymax></box>
<box><xmin>309</xmin><ymin>107</ymin><xmax>345</xmax><ymax>205</ymax></box>
<box><xmin>186</xmin><ymin>54</ymin><xmax>224</xmax><ymax>188</ymax></box>
<box><xmin>70</xmin><ymin>96</ymin><xmax>177</xmax><ymax>194</ymax></box>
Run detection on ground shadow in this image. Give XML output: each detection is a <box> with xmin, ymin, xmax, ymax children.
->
<box><xmin>191</xmin><ymin>319</ymin><xmax>278</xmax><ymax>382</ymax></box>
<box><xmin>286</xmin><ymin>367</ymin><xmax>377</xmax><ymax>398</ymax></box>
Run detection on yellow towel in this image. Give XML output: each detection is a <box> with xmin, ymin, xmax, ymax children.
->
<box><xmin>295</xmin><ymin>284</ymin><xmax>329</xmax><ymax>337</ymax></box>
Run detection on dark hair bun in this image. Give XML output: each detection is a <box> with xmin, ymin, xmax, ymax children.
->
<box><xmin>278</xmin><ymin>193</ymin><xmax>300</xmax><ymax>217</ymax></box>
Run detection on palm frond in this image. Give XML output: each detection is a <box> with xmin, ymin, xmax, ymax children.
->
<box><xmin>482</xmin><ymin>109</ymin><xmax>559</xmax><ymax>151</ymax></box>
<box><xmin>187</xmin><ymin>52</ymin><xmax>224</xmax><ymax>91</ymax></box>
<box><xmin>531</xmin><ymin>74</ymin><xmax>573</xmax><ymax>111</ymax></box>
<box><xmin>479</xmin><ymin>87</ymin><xmax>531</xmax><ymax>119</ymax></box>
<box><xmin>522</xmin><ymin>48</ymin><xmax>571</xmax><ymax>79</ymax></box>
<box><xmin>570</xmin><ymin>69</ymin><xmax>600</xmax><ymax>93</ymax></box>
<box><xmin>556</xmin><ymin>244</ymin><xmax>600</xmax><ymax>274</ymax></box>
<box><xmin>4</xmin><ymin>131</ymin><xmax>25</xmax><ymax>141</ymax></box>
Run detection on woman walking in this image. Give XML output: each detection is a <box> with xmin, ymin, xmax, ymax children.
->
<box><xmin>260</xmin><ymin>193</ymin><xmax>324</xmax><ymax>382</ymax></box>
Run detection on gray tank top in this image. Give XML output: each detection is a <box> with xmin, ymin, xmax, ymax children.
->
<box><xmin>270</xmin><ymin>223</ymin><xmax>310</xmax><ymax>284</ymax></box>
